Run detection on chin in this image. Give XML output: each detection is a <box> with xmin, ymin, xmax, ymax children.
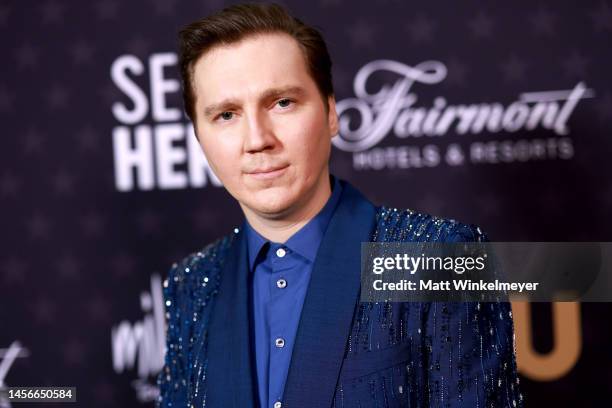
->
<box><xmin>254</xmin><ymin>200</ymin><xmax>293</xmax><ymax>216</ymax></box>
<box><xmin>248</xmin><ymin>193</ymin><xmax>297</xmax><ymax>217</ymax></box>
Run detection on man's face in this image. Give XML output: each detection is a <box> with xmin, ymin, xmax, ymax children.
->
<box><xmin>191</xmin><ymin>33</ymin><xmax>338</xmax><ymax>219</ymax></box>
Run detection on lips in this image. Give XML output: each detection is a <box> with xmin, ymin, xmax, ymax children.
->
<box><xmin>247</xmin><ymin>164</ymin><xmax>289</xmax><ymax>174</ymax></box>
<box><xmin>245</xmin><ymin>164</ymin><xmax>289</xmax><ymax>180</ymax></box>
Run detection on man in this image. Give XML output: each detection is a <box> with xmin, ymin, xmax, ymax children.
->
<box><xmin>158</xmin><ymin>3</ymin><xmax>522</xmax><ymax>408</ymax></box>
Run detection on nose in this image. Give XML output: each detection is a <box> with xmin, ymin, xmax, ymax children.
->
<box><xmin>243</xmin><ymin>110</ymin><xmax>277</xmax><ymax>153</ymax></box>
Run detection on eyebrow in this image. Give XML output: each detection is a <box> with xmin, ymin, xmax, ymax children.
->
<box><xmin>203</xmin><ymin>85</ymin><xmax>307</xmax><ymax>118</ymax></box>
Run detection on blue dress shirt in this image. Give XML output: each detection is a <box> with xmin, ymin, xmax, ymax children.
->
<box><xmin>245</xmin><ymin>175</ymin><xmax>343</xmax><ymax>408</ymax></box>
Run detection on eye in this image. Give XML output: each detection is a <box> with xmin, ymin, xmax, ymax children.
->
<box><xmin>277</xmin><ymin>98</ymin><xmax>293</xmax><ymax>108</ymax></box>
<box><xmin>217</xmin><ymin>111</ymin><xmax>233</xmax><ymax>121</ymax></box>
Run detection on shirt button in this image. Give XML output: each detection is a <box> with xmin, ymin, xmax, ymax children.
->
<box><xmin>276</xmin><ymin>278</ymin><xmax>287</xmax><ymax>289</ymax></box>
<box><xmin>275</xmin><ymin>337</ymin><xmax>285</xmax><ymax>348</ymax></box>
<box><xmin>274</xmin><ymin>402</ymin><xmax>282</xmax><ymax>408</ymax></box>
<box><xmin>276</xmin><ymin>247</ymin><xmax>286</xmax><ymax>258</ymax></box>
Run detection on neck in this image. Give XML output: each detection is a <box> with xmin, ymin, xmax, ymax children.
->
<box><xmin>241</xmin><ymin>171</ymin><xmax>332</xmax><ymax>243</ymax></box>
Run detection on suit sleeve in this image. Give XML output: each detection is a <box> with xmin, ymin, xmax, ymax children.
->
<box><xmin>423</xmin><ymin>224</ymin><xmax>523</xmax><ymax>407</ymax></box>
<box><xmin>156</xmin><ymin>261</ymin><xmax>190</xmax><ymax>408</ymax></box>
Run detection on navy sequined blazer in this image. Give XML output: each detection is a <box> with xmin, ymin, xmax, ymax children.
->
<box><xmin>157</xmin><ymin>178</ymin><xmax>523</xmax><ymax>408</ymax></box>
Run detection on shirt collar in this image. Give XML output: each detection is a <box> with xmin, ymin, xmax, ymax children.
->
<box><xmin>245</xmin><ymin>174</ymin><xmax>343</xmax><ymax>271</ymax></box>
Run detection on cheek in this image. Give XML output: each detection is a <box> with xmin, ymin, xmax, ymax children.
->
<box><xmin>199</xmin><ymin>133</ymin><xmax>239</xmax><ymax>178</ymax></box>
<box><xmin>283</xmin><ymin>110</ymin><xmax>330</xmax><ymax>158</ymax></box>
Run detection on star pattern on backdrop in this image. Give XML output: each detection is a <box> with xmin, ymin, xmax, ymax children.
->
<box><xmin>98</xmin><ymin>80</ymin><xmax>123</xmax><ymax>106</ymax></box>
<box><xmin>46</xmin><ymin>83</ymin><xmax>69</xmax><ymax>110</ymax></box>
<box><xmin>70</xmin><ymin>40</ymin><xmax>95</xmax><ymax>65</ymax></box>
<box><xmin>500</xmin><ymin>54</ymin><xmax>528</xmax><ymax>82</ymax></box>
<box><xmin>346</xmin><ymin>19</ymin><xmax>378</xmax><ymax>49</ymax></box>
<box><xmin>444</xmin><ymin>57</ymin><xmax>469</xmax><ymax>87</ymax></box>
<box><xmin>1</xmin><ymin>257</ymin><xmax>27</xmax><ymax>285</ymax></box>
<box><xmin>23</xmin><ymin>127</ymin><xmax>45</xmax><ymax>155</ymax></box>
<box><xmin>79</xmin><ymin>211</ymin><xmax>107</xmax><ymax>238</ymax></box>
<box><xmin>93</xmin><ymin>381</ymin><xmax>116</xmax><ymax>404</ymax></box>
<box><xmin>405</xmin><ymin>13</ymin><xmax>437</xmax><ymax>45</ymax></box>
<box><xmin>52</xmin><ymin>170</ymin><xmax>77</xmax><ymax>196</ymax></box>
<box><xmin>192</xmin><ymin>208</ymin><xmax>217</xmax><ymax>232</ymax></box>
<box><xmin>0</xmin><ymin>2</ymin><xmax>610</xmax><ymax>407</ymax></box>
<box><xmin>32</xmin><ymin>297</ymin><xmax>58</xmax><ymax>324</ymax></box>
<box><xmin>40</xmin><ymin>0</ymin><xmax>65</xmax><ymax>25</ymax></box>
<box><xmin>588</xmin><ymin>1</ymin><xmax>612</xmax><ymax>31</ymax></box>
<box><xmin>126</xmin><ymin>35</ymin><xmax>153</xmax><ymax>57</ymax></box>
<box><xmin>94</xmin><ymin>0</ymin><xmax>119</xmax><ymax>20</ymax></box>
<box><xmin>26</xmin><ymin>212</ymin><xmax>52</xmax><ymax>241</ymax></box>
<box><xmin>467</xmin><ymin>11</ymin><xmax>494</xmax><ymax>39</ymax></box>
<box><xmin>75</xmin><ymin>124</ymin><xmax>102</xmax><ymax>152</ymax></box>
<box><xmin>318</xmin><ymin>0</ymin><xmax>343</xmax><ymax>7</ymax></box>
<box><xmin>15</xmin><ymin>43</ymin><xmax>40</xmax><ymax>69</ymax></box>
<box><xmin>149</xmin><ymin>0</ymin><xmax>178</xmax><ymax>17</ymax></box>
<box><xmin>0</xmin><ymin>172</ymin><xmax>20</xmax><ymax>198</ymax></box>
<box><xmin>62</xmin><ymin>337</ymin><xmax>87</xmax><ymax>366</ymax></box>
<box><xmin>476</xmin><ymin>193</ymin><xmax>502</xmax><ymax>218</ymax></box>
<box><xmin>87</xmin><ymin>296</ymin><xmax>113</xmax><ymax>323</ymax></box>
<box><xmin>110</xmin><ymin>253</ymin><xmax>137</xmax><ymax>278</ymax></box>
<box><xmin>57</xmin><ymin>254</ymin><xmax>81</xmax><ymax>280</ymax></box>
<box><xmin>0</xmin><ymin>4</ymin><xmax>10</xmax><ymax>27</ymax></box>
<box><xmin>594</xmin><ymin>91</ymin><xmax>612</xmax><ymax>122</ymax></box>
<box><xmin>529</xmin><ymin>6</ymin><xmax>557</xmax><ymax>36</ymax></box>
<box><xmin>137</xmin><ymin>208</ymin><xmax>164</xmax><ymax>237</ymax></box>
<box><xmin>0</xmin><ymin>85</ymin><xmax>15</xmax><ymax>113</ymax></box>
<box><xmin>331</xmin><ymin>65</ymin><xmax>351</xmax><ymax>95</ymax></box>
<box><xmin>562</xmin><ymin>50</ymin><xmax>590</xmax><ymax>78</ymax></box>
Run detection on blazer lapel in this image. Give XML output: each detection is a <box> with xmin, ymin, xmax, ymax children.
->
<box><xmin>282</xmin><ymin>181</ymin><xmax>378</xmax><ymax>407</ymax></box>
<box><xmin>207</xmin><ymin>225</ymin><xmax>257</xmax><ymax>407</ymax></box>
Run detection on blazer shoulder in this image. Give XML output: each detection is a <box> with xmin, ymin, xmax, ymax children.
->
<box><xmin>373</xmin><ymin>205</ymin><xmax>489</xmax><ymax>242</ymax></box>
<box><xmin>164</xmin><ymin>229</ymin><xmax>239</xmax><ymax>297</ymax></box>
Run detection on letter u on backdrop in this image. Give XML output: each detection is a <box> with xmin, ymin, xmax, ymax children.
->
<box><xmin>513</xmin><ymin>302</ymin><xmax>582</xmax><ymax>381</ymax></box>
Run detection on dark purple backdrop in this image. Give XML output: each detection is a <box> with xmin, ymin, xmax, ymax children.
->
<box><xmin>1</xmin><ymin>0</ymin><xmax>611</xmax><ymax>406</ymax></box>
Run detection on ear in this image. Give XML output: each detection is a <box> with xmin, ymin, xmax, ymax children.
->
<box><xmin>327</xmin><ymin>95</ymin><xmax>339</xmax><ymax>138</ymax></box>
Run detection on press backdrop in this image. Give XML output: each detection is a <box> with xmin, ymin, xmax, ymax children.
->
<box><xmin>1</xmin><ymin>0</ymin><xmax>611</xmax><ymax>406</ymax></box>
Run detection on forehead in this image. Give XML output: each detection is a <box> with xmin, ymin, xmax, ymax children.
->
<box><xmin>192</xmin><ymin>33</ymin><xmax>314</xmax><ymax>104</ymax></box>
